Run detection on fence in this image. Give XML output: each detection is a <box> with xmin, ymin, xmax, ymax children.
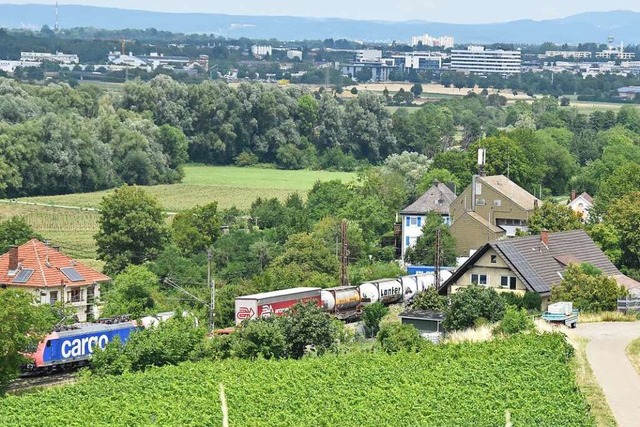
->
<box><xmin>617</xmin><ymin>297</ymin><xmax>640</xmax><ymax>313</ymax></box>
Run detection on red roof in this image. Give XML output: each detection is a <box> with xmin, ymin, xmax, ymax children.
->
<box><xmin>0</xmin><ymin>239</ymin><xmax>110</xmax><ymax>288</ymax></box>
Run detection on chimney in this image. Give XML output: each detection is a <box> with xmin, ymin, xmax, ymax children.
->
<box><xmin>571</xmin><ymin>190</ymin><xmax>576</xmax><ymax>201</ymax></box>
<box><xmin>9</xmin><ymin>245</ymin><xmax>18</xmax><ymax>271</ymax></box>
<box><xmin>541</xmin><ymin>229</ymin><xmax>549</xmax><ymax>247</ymax></box>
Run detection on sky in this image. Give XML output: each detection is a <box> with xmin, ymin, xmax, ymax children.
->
<box><xmin>2</xmin><ymin>0</ymin><xmax>640</xmax><ymax>23</ymax></box>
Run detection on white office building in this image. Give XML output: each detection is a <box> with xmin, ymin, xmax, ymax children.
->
<box><xmin>451</xmin><ymin>46</ymin><xmax>521</xmax><ymax>74</ymax></box>
<box><xmin>251</xmin><ymin>45</ymin><xmax>273</xmax><ymax>58</ymax></box>
<box><xmin>286</xmin><ymin>50</ymin><xmax>303</xmax><ymax>61</ymax></box>
<box><xmin>411</xmin><ymin>34</ymin><xmax>455</xmax><ymax>49</ymax></box>
<box><xmin>20</xmin><ymin>51</ymin><xmax>79</xmax><ymax>64</ymax></box>
<box><xmin>542</xmin><ymin>51</ymin><xmax>592</xmax><ymax>59</ymax></box>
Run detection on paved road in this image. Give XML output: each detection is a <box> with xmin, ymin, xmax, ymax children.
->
<box><xmin>569</xmin><ymin>322</ymin><xmax>640</xmax><ymax>427</ymax></box>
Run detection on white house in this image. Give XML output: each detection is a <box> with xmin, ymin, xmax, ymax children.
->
<box><xmin>400</xmin><ymin>181</ymin><xmax>457</xmax><ymax>260</ymax></box>
<box><xmin>567</xmin><ymin>191</ymin><xmax>593</xmax><ymax>222</ymax></box>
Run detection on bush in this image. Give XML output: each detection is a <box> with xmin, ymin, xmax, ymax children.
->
<box><xmin>92</xmin><ymin>315</ymin><xmax>206</xmax><ymax>376</ymax></box>
<box><xmin>523</xmin><ymin>292</ymin><xmax>542</xmax><ymax>311</ymax></box>
<box><xmin>411</xmin><ymin>287</ymin><xmax>447</xmax><ymax>312</ymax></box>
<box><xmin>377</xmin><ymin>323</ymin><xmax>427</xmax><ymax>353</ymax></box>
<box><xmin>444</xmin><ymin>286</ymin><xmax>506</xmax><ymax>331</ymax></box>
<box><xmin>500</xmin><ymin>292</ymin><xmax>524</xmax><ymax>309</ymax></box>
<box><xmin>494</xmin><ymin>307</ymin><xmax>535</xmax><ymax>336</ymax></box>
<box><xmin>235</xmin><ymin>151</ymin><xmax>259</xmax><ymax>167</ymax></box>
<box><xmin>362</xmin><ymin>302</ymin><xmax>389</xmax><ymax>338</ymax></box>
<box><xmin>231</xmin><ymin>317</ymin><xmax>287</xmax><ymax>360</ymax></box>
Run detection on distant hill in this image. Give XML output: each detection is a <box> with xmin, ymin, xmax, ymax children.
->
<box><xmin>1</xmin><ymin>4</ymin><xmax>640</xmax><ymax>44</ymax></box>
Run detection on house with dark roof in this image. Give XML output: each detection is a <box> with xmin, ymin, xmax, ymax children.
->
<box><xmin>0</xmin><ymin>240</ymin><xmax>111</xmax><ymax>322</ymax></box>
<box><xmin>438</xmin><ymin>229</ymin><xmax>640</xmax><ymax>307</ymax></box>
<box><xmin>399</xmin><ymin>181</ymin><xmax>457</xmax><ymax>259</ymax></box>
<box><xmin>449</xmin><ymin>175</ymin><xmax>540</xmax><ymax>256</ymax></box>
<box><xmin>567</xmin><ymin>190</ymin><xmax>593</xmax><ymax>222</ymax></box>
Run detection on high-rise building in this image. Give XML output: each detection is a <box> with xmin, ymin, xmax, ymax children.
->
<box><xmin>450</xmin><ymin>46</ymin><xmax>521</xmax><ymax>75</ymax></box>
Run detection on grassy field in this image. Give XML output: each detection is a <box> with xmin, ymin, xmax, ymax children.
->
<box><xmin>627</xmin><ymin>337</ymin><xmax>640</xmax><ymax>376</ymax></box>
<box><xmin>16</xmin><ymin>165</ymin><xmax>357</xmax><ymax>212</ymax></box>
<box><xmin>1</xmin><ymin>166</ymin><xmax>355</xmax><ymax>261</ymax></box>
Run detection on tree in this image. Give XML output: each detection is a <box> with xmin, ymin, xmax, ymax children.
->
<box><xmin>232</xmin><ymin>317</ymin><xmax>288</xmax><ymax>360</ymax></box>
<box><xmin>0</xmin><ymin>289</ymin><xmax>54</xmax><ymax>393</ymax></box>
<box><xmin>410</xmin><ymin>83</ymin><xmax>423</xmax><ymax>98</ymax></box>
<box><xmin>101</xmin><ymin>265</ymin><xmax>160</xmax><ymax>318</ymax></box>
<box><xmin>171</xmin><ymin>202</ymin><xmax>222</xmax><ymax>256</ymax></box>
<box><xmin>411</xmin><ymin>287</ymin><xmax>447</xmax><ymax>312</ymax></box>
<box><xmin>527</xmin><ymin>201</ymin><xmax>584</xmax><ymax>234</ymax></box>
<box><xmin>0</xmin><ymin>217</ymin><xmax>42</xmax><ymax>253</ymax></box>
<box><xmin>377</xmin><ymin>323</ymin><xmax>426</xmax><ymax>354</ymax></box>
<box><xmin>404</xmin><ymin>213</ymin><xmax>457</xmax><ymax>266</ymax></box>
<box><xmin>95</xmin><ymin>185</ymin><xmax>169</xmax><ymax>274</ymax></box>
<box><xmin>280</xmin><ymin>302</ymin><xmax>339</xmax><ymax>359</ymax></box>
<box><xmin>361</xmin><ymin>302</ymin><xmax>389</xmax><ymax>337</ymax></box>
<box><xmin>444</xmin><ymin>286</ymin><xmax>506</xmax><ymax>331</ymax></box>
<box><xmin>604</xmin><ymin>192</ymin><xmax>640</xmax><ymax>274</ymax></box>
<box><xmin>550</xmin><ymin>263</ymin><xmax>627</xmax><ymax>312</ymax></box>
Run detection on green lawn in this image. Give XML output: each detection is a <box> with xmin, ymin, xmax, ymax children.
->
<box><xmin>16</xmin><ymin>165</ymin><xmax>357</xmax><ymax>212</ymax></box>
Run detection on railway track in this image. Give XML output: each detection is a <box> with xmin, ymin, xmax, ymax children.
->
<box><xmin>8</xmin><ymin>373</ymin><xmax>77</xmax><ymax>394</ymax></box>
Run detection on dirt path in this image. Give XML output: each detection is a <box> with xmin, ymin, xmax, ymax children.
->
<box><xmin>569</xmin><ymin>322</ymin><xmax>640</xmax><ymax>427</ymax></box>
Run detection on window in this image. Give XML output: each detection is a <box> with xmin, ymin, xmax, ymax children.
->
<box><xmin>49</xmin><ymin>291</ymin><xmax>58</xmax><ymax>305</ymax></box>
<box><xmin>67</xmin><ymin>288</ymin><xmax>82</xmax><ymax>303</ymax></box>
<box><xmin>494</xmin><ymin>199</ymin><xmax>502</xmax><ymax>207</ymax></box>
<box><xmin>410</xmin><ymin>217</ymin><xmax>418</xmax><ymax>226</ymax></box>
<box><xmin>501</xmin><ymin>276</ymin><xmax>517</xmax><ymax>290</ymax></box>
<box><xmin>490</xmin><ymin>255</ymin><xmax>497</xmax><ymax>264</ymax></box>
<box><xmin>476</xmin><ymin>199</ymin><xmax>486</xmax><ymax>206</ymax></box>
<box><xmin>471</xmin><ymin>274</ymin><xmax>488</xmax><ymax>285</ymax></box>
<box><xmin>87</xmin><ymin>286</ymin><xmax>95</xmax><ymax>303</ymax></box>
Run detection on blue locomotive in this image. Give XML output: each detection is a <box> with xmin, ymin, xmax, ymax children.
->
<box><xmin>26</xmin><ymin>321</ymin><xmax>138</xmax><ymax>373</ymax></box>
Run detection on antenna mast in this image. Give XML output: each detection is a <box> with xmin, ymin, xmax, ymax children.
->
<box><xmin>54</xmin><ymin>1</ymin><xmax>59</xmax><ymax>32</ymax></box>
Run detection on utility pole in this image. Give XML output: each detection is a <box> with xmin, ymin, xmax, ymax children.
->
<box><xmin>434</xmin><ymin>228</ymin><xmax>442</xmax><ymax>289</ymax></box>
<box><xmin>339</xmin><ymin>220</ymin><xmax>349</xmax><ymax>287</ymax></box>
<box><xmin>208</xmin><ymin>249</ymin><xmax>215</xmax><ymax>333</ymax></box>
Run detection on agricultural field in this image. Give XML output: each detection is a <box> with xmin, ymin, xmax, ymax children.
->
<box><xmin>0</xmin><ymin>203</ymin><xmax>101</xmax><ymax>266</ymax></box>
<box><xmin>0</xmin><ymin>166</ymin><xmax>355</xmax><ymax>262</ymax></box>
<box><xmin>16</xmin><ymin>165</ymin><xmax>356</xmax><ymax>212</ymax></box>
<box><xmin>0</xmin><ymin>333</ymin><xmax>594</xmax><ymax>427</ymax></box>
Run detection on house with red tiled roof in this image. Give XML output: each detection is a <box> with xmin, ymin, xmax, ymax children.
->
<box><xmin>0</xmin><ymin>240</ymin><xmax>111</xmax><ymax>322</ymax></box>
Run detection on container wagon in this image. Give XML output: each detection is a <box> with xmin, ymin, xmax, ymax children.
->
<box><xmin>234</xmin><ymin>287</ymin><xmax>321</xmax><ymax>325</ymax></box>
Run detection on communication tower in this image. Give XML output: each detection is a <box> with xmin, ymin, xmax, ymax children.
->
<box><xmin>54</xmin><ymin>0</ymin><xmax>60</xmax><ymax>32</ymax></box>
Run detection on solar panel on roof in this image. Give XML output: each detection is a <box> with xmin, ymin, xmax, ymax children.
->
<box><xmin>13</xmin><ymin>268</ymin><xmax>34</xmax><ymax>284</ymax></box>
<box><xmin>499</xmin><ymin>244</ymin><xmax>547</xmax><ymax>293</ymax></box>
<box><xmin>60</xmin><ymin>267</ymin><xmax>84</xmax><ymax>282</ymax></box>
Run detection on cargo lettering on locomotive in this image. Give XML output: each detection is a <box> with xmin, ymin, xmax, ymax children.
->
<box><xmin>60</xmin><ymin>334</ymin><xmax>109</xmax><ymax>358</ymax></box>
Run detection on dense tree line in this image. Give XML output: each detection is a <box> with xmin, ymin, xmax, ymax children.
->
<box><xmin>0</xmin><ymin>78</ymin><xmax>187</xmax><ymax>197</ymax></box>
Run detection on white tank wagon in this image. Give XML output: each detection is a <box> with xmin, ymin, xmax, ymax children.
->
<box><xmin>359</xmin><ymin>278</ymin><xmax>403</xmax><ymax>305</ymax></box>
<box><xmin>321</xmin><ymin>286</ymin><xmax>362</xmax><ymax>320</ymax></box>
<box><xmin>399</xmin><ymin>276</ymin><xmax>418</xmax><ymax>303</ymax></box>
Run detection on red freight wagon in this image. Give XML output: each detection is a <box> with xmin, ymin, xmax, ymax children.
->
<box><xmin>234</xmin><ymin>287</ymin><xmax>321</xmax><ymax>325</ymax></box>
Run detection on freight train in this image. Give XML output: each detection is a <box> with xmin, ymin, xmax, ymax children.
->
<box><xmin>235</xmin><ymin>272</ymin><xmax>452</xmax><ymax>323</ymax></box>
<box><xmin>23</xmin><ymin>312</ymin><xmax>176</xmax><ymax>374</ymax></box>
